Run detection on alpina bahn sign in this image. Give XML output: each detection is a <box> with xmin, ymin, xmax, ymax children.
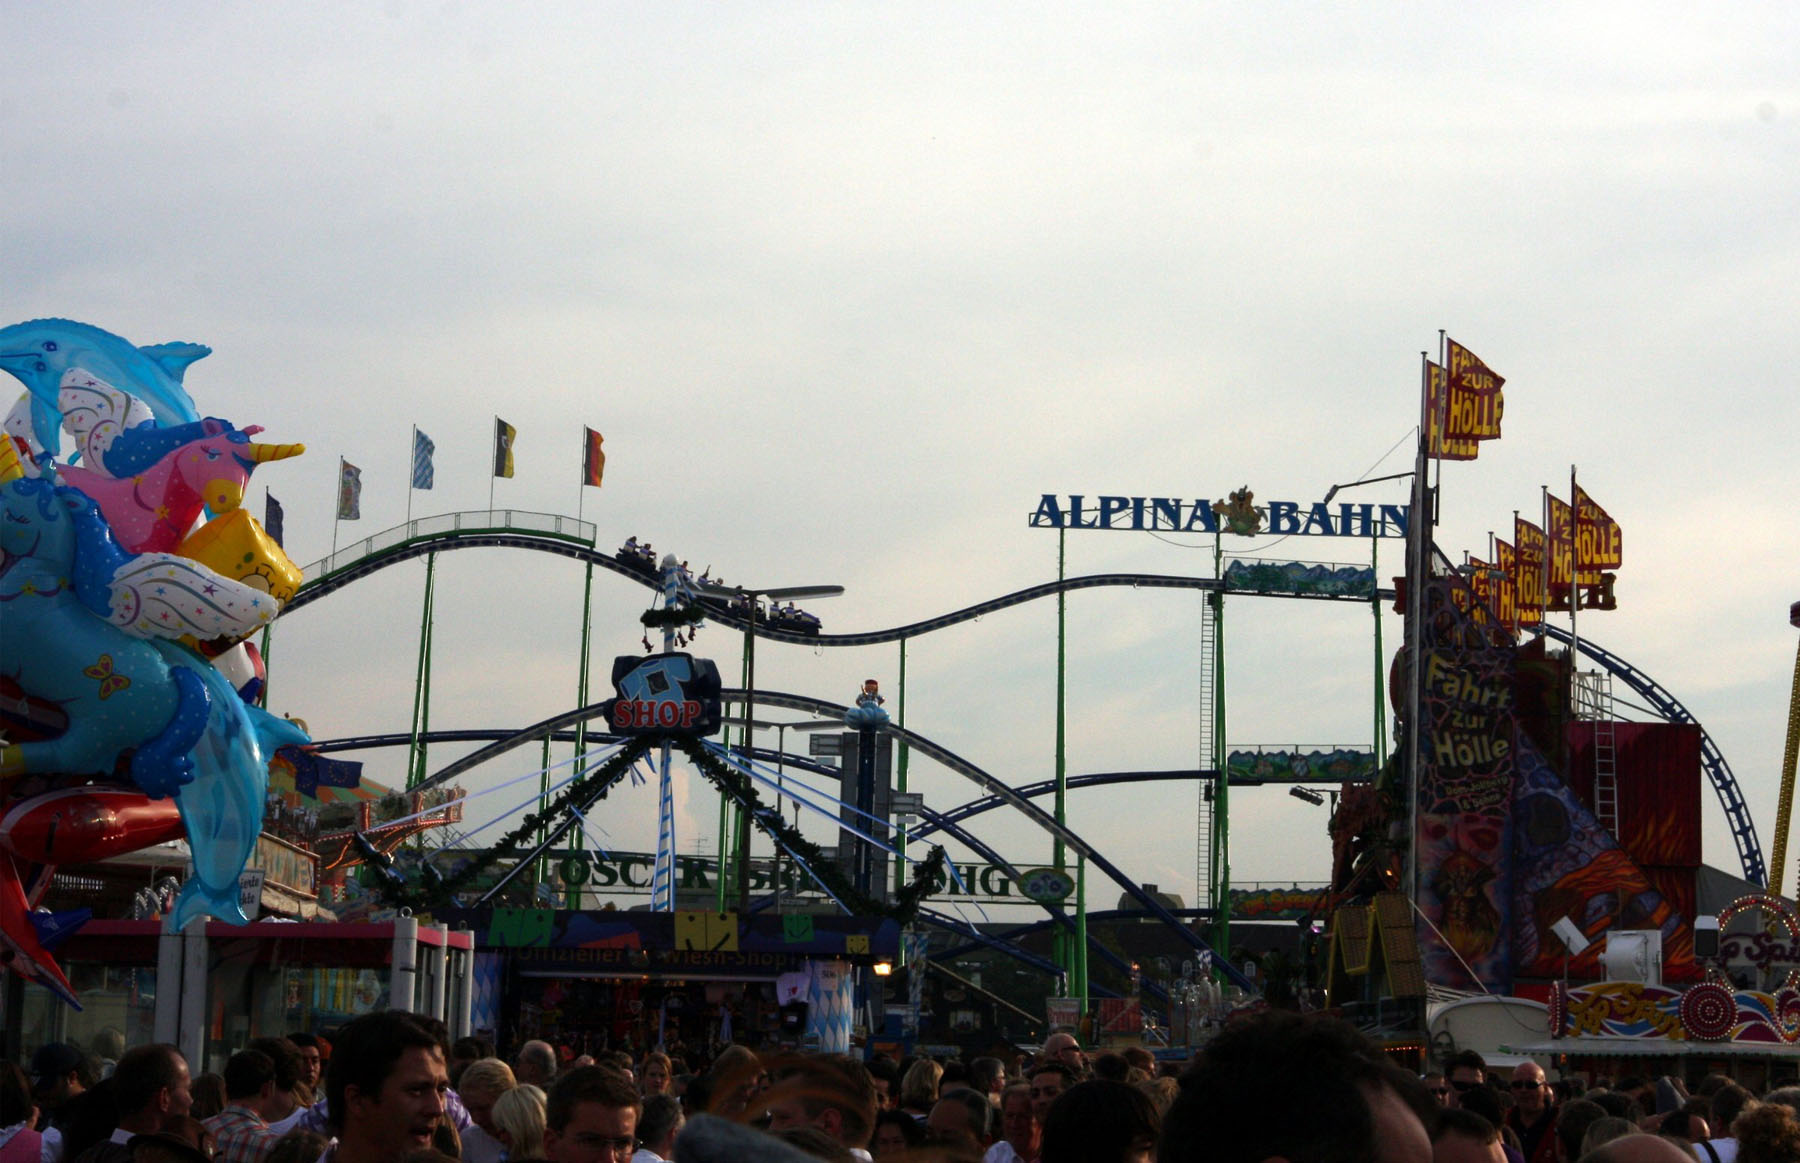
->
<box><xmin>1029</xmin><ymin>491</ymin><xmax>1410</xmax><ymax>539</ymax></box>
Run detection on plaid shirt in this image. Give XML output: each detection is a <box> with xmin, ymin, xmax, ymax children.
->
<box><xmin>204</xmin><ymin>1106</ymin><xmax>280</xmax><ymax>1163</ymax></box>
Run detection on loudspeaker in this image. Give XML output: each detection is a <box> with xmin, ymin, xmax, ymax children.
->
<box><xmin>1694</xmin><ymin>915</ymin><xmax>1720</xmax><ymax>959</ymax></box>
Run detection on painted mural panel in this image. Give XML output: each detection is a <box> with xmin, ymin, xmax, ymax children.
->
<box><xmin>1413</xmin><ymin>577</ymin><xmax>1517</xmax><ymax>992</ymax></box>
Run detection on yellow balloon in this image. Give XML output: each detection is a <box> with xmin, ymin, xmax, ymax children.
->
<box><xmin>176</xmin><ymin>509</ymin><xmax>304</xmax><ymax>605</ymax></box>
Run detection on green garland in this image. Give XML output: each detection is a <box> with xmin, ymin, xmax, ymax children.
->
<box><xmin>371</xmin><ymin>737</ymin><xmax>654</xmax><ymax>913</ymax></box>
<box><xmin>674</xmin><ymin>735</ymin><xmax>948</xmax><ymax>924</ymax></box>
<box><xmin>371</xmin><ymin>728</ymin><xmax>947</xmax><ymax>926</ymax></box>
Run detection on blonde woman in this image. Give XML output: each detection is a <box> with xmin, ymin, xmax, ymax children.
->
<box><xmin>491</xmin><ymin>1084</ymin><xmax>547</xmax><ymax>1162</ymax></box>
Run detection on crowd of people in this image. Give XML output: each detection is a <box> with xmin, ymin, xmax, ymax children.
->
<box><xmin>9</xmin><ymin>1012</ymin><xmax>1800</xmax><ymax>1163</ymax></box>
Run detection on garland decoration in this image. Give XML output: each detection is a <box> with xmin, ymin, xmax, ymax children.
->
<box><xmin>371</xmin><ymin>737</ymin><xmax>655</xmax><ymax>913</ymax></box>
<box><xmin>373</xmin><ymin>727</ymin><xmax>947</xmax><ymax>926</ymax></box>
<box><xmin>674</xmin><ymin>735</ymin><xmax>947</xmax><ymax>924</ymax></box>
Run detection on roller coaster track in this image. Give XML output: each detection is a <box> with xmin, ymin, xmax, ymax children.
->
<box><xmin>283</xmin><ymin>513</ymin><xmax>1392</xmax><ymax>643</ymax></box>
<box><xmin>1531</xmin><ymin>623</ymin><xmax>1764</xmax><ymax>886</ymax></box>
<box><xmin>284</xmin><ymin>515</ymin><xmax>1759</xmax><ymax>946</ymax></box>
<box><xmin>320</xmin><ymin>728</ymin><xmax>1178</xmax><ymax>994</ymax></box>
<box><xmin>377</xmin><ymin>687</ymin><xmax>1251</xmax><ymax>991</ymax></box>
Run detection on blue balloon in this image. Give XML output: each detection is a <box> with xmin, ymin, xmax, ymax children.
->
<box><xmin>0</xmin><ymin>319</ymin><xmax>204</xmax><ymax>456</ymax></box>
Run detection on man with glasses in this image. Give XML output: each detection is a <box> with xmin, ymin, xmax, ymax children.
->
<box><xmin>1422</xmin><ymin>1073</ymin><xmax>1450</xmax><ymax>1106</ymax></box>
<box><xmin>545</xmin><ymin>1068</ymin><xmax>642</xmax><ymax>1163</ymax></box>
<box><xmin>1444</xmin><ymin>1051</ymin><xmax>1487</xmax><ymax>1110</ymax></box>
<box><xmin>1503</xmin><ymin>1063</ymin><xmax>1557</xmax><ymax>1163</ymax></box>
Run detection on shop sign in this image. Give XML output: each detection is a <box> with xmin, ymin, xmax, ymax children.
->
<box><xmin>597</xmin><ymin>653</ymin><xmax>723</xmax><ymax>736</ymax></box>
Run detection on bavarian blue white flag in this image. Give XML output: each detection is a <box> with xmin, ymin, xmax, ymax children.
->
<box><xmin>411</xmin><ymin>427</ymin><xmax>436</xmax><ymax>489</ymax></box>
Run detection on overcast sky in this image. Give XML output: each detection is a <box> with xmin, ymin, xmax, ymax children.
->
<box><xmin>7</xmin><ymin>3</ymin><xmax>1799</xmax><ymax>918</ymax></box>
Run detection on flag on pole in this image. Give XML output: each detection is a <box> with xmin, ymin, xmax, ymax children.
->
<box><xmin>1547</xmin><ymin>494</ymin><xmax>1575</xmax><ymax>608</ymax></box>
<box><xmin>411</xmin><ymin>429</ymin><xmax>435</xmax><ymax>490</ymax></box>
<box><xmin>1444</xmin><ymin>339</ymin><xmax>1505</xmax><ymax>441</ymax></box>
<box><xmin>1510</xmin><ymin>522</ymin><xmax>1545</xmax><ymax>626</ymax></box>
<box><xmin>1574</xmin><ymin>483</ymin><xmax>1621</xmax><ymax>578</ymax></box>
<box><xmin>264</xmin><ymin>492</ymin><xmax>285</xmax><ymax>548</ymax></box>
<box><xmin>1493</xmin><ymin>539</ymin><xmax>1519</xmax><ymax>630</ymax></box>
<box><xmin>1426</xmin><ymin>362</ymin><xmax>1479</xmax><ymax>461</ymax></box>
<box><xmin>1467</xmin><ymin>557</ymin><xmax>1495</xmax><ymax>625</ymax></box>
<box><xmin>583</xmin><ymin>427</ymin><xmax>605</xmax><ymax>487</ymax></box>
<box><xmin>337</xmin><ymin>459</ymin><xmax>362</xmax><ymax>520</ymax></box>
<box><xmin>493</xmin><ymin>418</ymin><xmax>517</xmax><ymax>479</ymax></box>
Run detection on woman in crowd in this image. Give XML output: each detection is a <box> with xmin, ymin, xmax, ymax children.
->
<box><xmin>898</xmin><ymin>1061</ymin><xmax>942</xmax><ymax>1121</ymax></box>
<box><xmin>491</xmin><ymin>1085</ymin><xmax>547</xmax><ymax>1162</ymax></box>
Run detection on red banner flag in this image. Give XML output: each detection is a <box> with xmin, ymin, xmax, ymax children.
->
<box><xmin>1427</xmin><ymin>361</ymin><xmax>1479</xmax><ymax>461</ymax></box>
<box><xmin>1467</xmin><ymin>557</ymin><xmax>1494</xmax><ymax>624</ymax></box>
<box><xmin>1444</xmin><ymin>338</ymin><xmax>1505</xmax><ymax>441</ymax></box>
<box><xmin>1511</xmin><ymin>520</ymin><xmax>1545</xmax><ymax>627</ymax></box>
<box><xmin>583</xmin><ymin>427</ymin><xmax>605</xmax><ymax>488</ymax></box>
<box><xmin>1494</xmin><ymin>539</ymin><xmax>1519</xmax><ymax>631</ymax></box>
<box><xmin>1547</xmin><ymin>494</ymin><xmax>1575</xmax><ymax>609</ymax></box>
<box><xmin>1575</xmin><ymin>484</ymin><xmax>1622</xmax><ymax>578</ymax></box>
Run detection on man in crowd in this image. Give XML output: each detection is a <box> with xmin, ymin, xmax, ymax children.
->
<box><xmin>1159</xmin><ymin>1010</ymin><xmax>1434</xmax><ymax>1163</ymax></box>
<box><xmin>1040</xmin><ymin>1033</ymin><xmax>1085</xmax><ymax>1078</ymax></box>
<box><xmin>325</xmin><ymin>1011</ymin><xmax>448</xmax><ymax>1163</ymax></box>
<box><xmin>73</xmin><ymin>1044</ymin><xmax>193</xmax><ymax>1163</ymax></box>
<box><xmin>1423</xmin><ymin>1073</ymin><xmax>1450</xmax><ymax>1106</ymax></box>
<box><xmin>243</xmin><ymin>1040</ymin><xmax>302</xmax><ymax>1134</ymax></box>
<box><xmin>1431</xmin><ymin>1110</ymin><xmax>1505</xmax><ymax>1163</ymax></box>
<box><xmin>1025</xmin><ymin>1062</ymin><xmax>1076</xmax><ymax>1126</ymax></box>
<box><xmin>544</xmin><ymin>1066</ymin><xmax>641</xmax><ymax>1163</ymax></box>
<box><xmin>1444</xmin><ymin>1051</ymin><xmax>1487</xmax><ymax>1111</ymax></box>
<box><xmin>516</xmin><ymin>1041</ymin><xmax>559</xmax><ymax>1089</ymax></box>
<box><xmin>286</xmin><ymin>1035</ymin><xmax>324</xmax><ymax>1101</ymax></box>
<box><xmin>762</xmin><ymin>1057</ymin><xmax>878</xmax><ymax>1161</ymax></box>
<box><xmin>203</xmin><ymin>1050</ymin><xmax>284</xmax><ymax>1163</ymax></box>
<box><xmin>632</xmin><ymin>1094</ymin><xmax>682</xmax><ymax>1163</ymax></box>
<box><xmin>1505</xmin><ymin>1062</ymin><xmax>1558</xmax><ymax>1163</ymax></box>
<box><xmin>927</xmin><ymin>1089</ymin><xmax>994</xmax><ymax>1157</ymax></box>
<box><xmin>30</xmin><ymin>1043</ymin><xmax>95</xmax><ymax>1163</ymax></box>
<box><xmin>864</xmin><ymin>1060</ymin><xmax>899</xmax><ymax>1113</ymax></box>
<box><xmin>984</xmin><ymin>1083</ymin><xmax>1039</xmax><ymax>1163</ymax></box>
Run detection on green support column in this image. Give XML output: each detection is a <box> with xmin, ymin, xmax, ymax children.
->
<box><xmin>258</xmin><ymin>624</ymin><xmax>273</xmax><ymax>709</ymax></box>
<box><xmin>1210</xmin><ymin>534</ymin><xmax>1230</xmax><ymax>969</ymax></box>
<box><xmin>406</xmin><ymin>552</ymin><xmax>437</xmax><ymax>788</ymax></box>
<box><xmin>537</xmin><ymin>734</ymin><xmax>553</xmax><ymax>895</ymax></box>
<box><xmin>570</xmin><ymin>562</ymin><xmax>595</xmax><ymax>912</ymax></box>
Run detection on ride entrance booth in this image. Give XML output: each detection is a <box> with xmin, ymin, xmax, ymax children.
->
<box><xmin>439</xmin><ymin>906</ymin><xmax>898</xmax><ymax>1055</ymax></box>
<box><xmin>5</xmin><ymin>916</ymin><xmax>474</xmax><ymax>1075</ymax></box>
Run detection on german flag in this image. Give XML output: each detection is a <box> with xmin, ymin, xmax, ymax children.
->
<box><xmin>583</xmin><ymin>427</ymin><xmax>605</xmax><ymax>488</ymax></box>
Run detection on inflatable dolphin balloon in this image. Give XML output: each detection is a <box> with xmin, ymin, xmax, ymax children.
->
<box><xmin>0</xmin><ymin>318</ymin><xmax>205</xmax><ymax>456</ymax></box>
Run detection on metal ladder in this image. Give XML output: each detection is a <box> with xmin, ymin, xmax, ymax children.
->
<box><xmin>1195</xmin><ymin>591</ymin><xmax>1219</xmax><ymax>908</ymax></box>
<box><xmin>1577</xmin><ymin>670</ymin><xmax>1619</xmax><ymax>838</ymax></box>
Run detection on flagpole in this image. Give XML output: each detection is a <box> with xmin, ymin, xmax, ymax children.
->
<box><xmin>407</xmin><ymin>425</ymin><xmax>416</xmax><ymax>526</ymax></box>
<box><xmin>577</xmin><ymin>430</ymin><xmax>585</xmax><ymax>525</ymax></box>
<box><xmin>332</xmin><ymin>456</ymin><xmax>344</xmax><ymax>559</ymax></box>
<box><xmin>1512</xmin><ymin>509</ymin><xmax>1522</xmax><ymax>639</ymax></box>
<box><xmin>489</xmin><ymin>415</ymin><xmax>497</xmax><ymax>515</ymax></box>
<box><xmin>1434</xmin><ymin>330</ymin><xmax>1446</xmax><ymax>530</ymax></box>
<box><xmin>1569</xmin><ymin>464</ymin><xmax>1581</xmax><ymax>712</ymax></box>
<box><xmin>1405</xmin><ymin>350</ymin><xmax>1431</xmax><ymax>914</ymax></box>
